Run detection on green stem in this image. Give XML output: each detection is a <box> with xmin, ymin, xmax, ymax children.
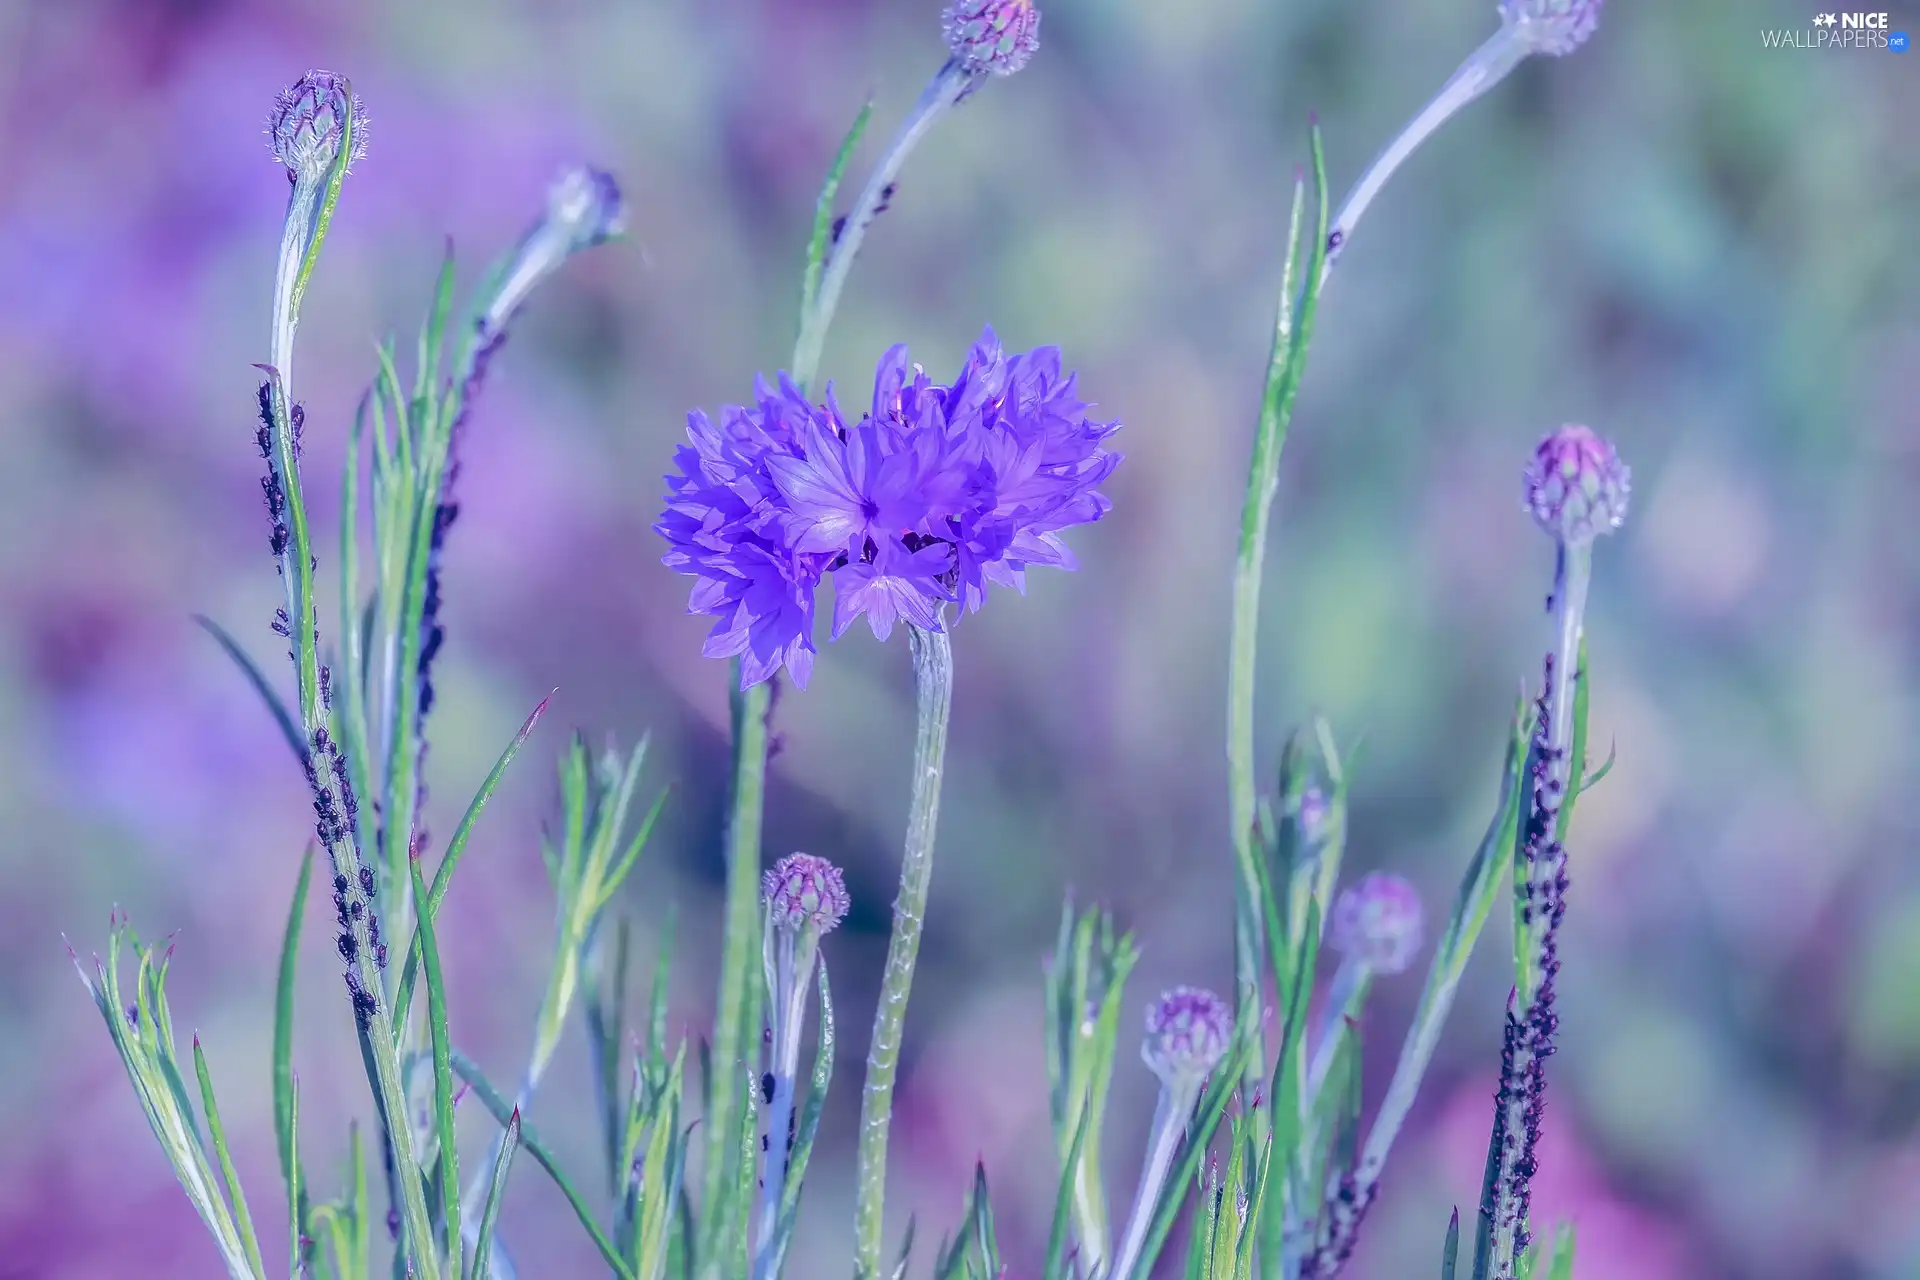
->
<box><xmin>702</xmin><ymin>675</ymin><xmax>771</xmax><ymax>1233</ymax></box>
<box><xmin>1226</xmin><ymin>168</ymin><xmax>1314</xmax><ymax>1194</ymax></box>
<box><xmin>852</xmin><ymin>624</ymin><xmax>954</xmax><ymax>1277</ymax></box>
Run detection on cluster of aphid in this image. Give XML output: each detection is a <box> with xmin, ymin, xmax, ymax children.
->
<box><xmin>331</xmin><ymin>863</ymin><xmax>387</xmax><ymax>1027</ymax></box>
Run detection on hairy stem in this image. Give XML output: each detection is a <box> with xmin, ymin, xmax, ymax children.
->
<box><xmin>704</xmin><ymin>675</ymin><xmax>772</xmax><ymax>1233</ymax></box>
<box><xmin>852</xmin><ymin>624</ymin><xmax>954</xmax><ymax>1277</ymax></box>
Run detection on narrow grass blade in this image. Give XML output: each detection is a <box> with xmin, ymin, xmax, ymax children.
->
<box><xmin>1555</xmin><ymin>637</ymin><xmax>1592</xmax><ymax>843</ymax></box>
<box><xmin>452</xmin><ymin>1052</ymin><xmax>636</xmax><ymax>1280</ymax></box>
<box><xmin>1543</xmin><ymin>1223</ymin><xmax>1576</xmax><ymax>1280</ymax></box>
<box><xmin>192</xmin><ymin>1036</ymin><xmax>266</xmax><ymax>1279</ymax></box>
<box><xmin>397</xmin><ymin>693</ymin><xmax>551</xmax><ymax>1027</ymax></box>
<box><xmin>798</xmin><ymin>100</ymin><xmax>875</xmax><ymax>332</ymax></box>
<box><xmin>1044</xmin><ymin>1100</ymin><xmax>1092</xmax><ymax>1280</ymax></box>
<box><xmin>409</xmin><ymin>850</ymin><xmax>462</xmax><ymax>1279</ymax></box>
<box><xmin>273</xmin><ymin>848</ymin><xmax>313</xmax><ymax>1233</ymax></box>
<box><xmin>968</xmin><ymin>1162</ymin><xmax>1001</xmax><ymax>1274</ymax></box>
<box><xmin>1441</xmin><ymin>1208</ymin><xmax>1460</xmax><ymax>1280</ymax></box>
<box><xmin>888</xmin><ymin>1217</ymin><xmax>917</xmax><ymax>1280</ymax></box>
<box><xmin>470</xmin><ymin>1109</ymin><xmax>521</xmax><ymax>1280</ymax></box>
<box><xmin>195</xmin><ymin>614</ymin><xmax>306</xmax><ymax>767</ymax></box>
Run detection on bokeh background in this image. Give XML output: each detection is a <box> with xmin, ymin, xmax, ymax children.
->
<box><xmin>4</xmin><ymin>0</ymin><xmax>1918</xmax><ymax>1275</ymax></box>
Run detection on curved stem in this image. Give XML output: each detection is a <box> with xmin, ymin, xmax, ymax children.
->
<box><xmin>851</xmin><ymin>624</ymin><xmax>954</xmax><ymax>1277</ymax></box>
<box><xmin>1323</xmin><ymin>27</ymin><xmax>1528</xmax><ymax>281</ymax></box>
<box><xmin>791</xmin><ymin>60</ymin><xmax>974</xmax><ymax>385</ymax></box>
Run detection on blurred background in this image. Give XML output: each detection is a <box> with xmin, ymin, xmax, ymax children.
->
<box><xmin>3</xmin><ymin>0</ymin><xmax>1918</xmax><ymax>1275</ymax></box>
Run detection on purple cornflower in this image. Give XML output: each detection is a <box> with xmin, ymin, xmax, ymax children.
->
<box><xmin>658</xmin><ymin>329</ymin><xmax>1121</xmax><ymax>689</ymax></box>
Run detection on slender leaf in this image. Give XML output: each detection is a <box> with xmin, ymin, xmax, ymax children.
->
<box><xmin>409</xmin><ymin>850</ymin><xmax>462</xmax><ymax>1279</ymax></box>
<box><xmin>797</xmin><ymin>101</ymin><xmax>876</xmax><ymax>335</ymax></box>
<box><xmin>192</xmin><ymin>1036</ymin><xmax>265</xmax><ymax>1279</ymax></box>
<box><xmin>1045</xmin><ymin>1100</ymin><xmax>1093</xmax><ymax>1280</ymax></box>
<box><xmin>452</xmin><ymin>1052</ymin><xmax>636</xmax><ymax>1280</ymax></box>
<box><xmin>195</xmin><ymin>615</ymin><xmax>306</xmax><ymax>767</ymax></box>
<box><xmin>273</xmin><ymin>848</ymin><xmax>313</xmax><ymax>1237</ymax></box>
<box><xmin>396</xmin><ymin>693</ymin><xmax>552</xmax><ymax>1026</ymax></box>
<box><xmin>470</xmin><ymin>1111</ymin><xmax>521</xmax><ymax>1280</ymax></box>
<box><xmin>1544</xmin><ymin>1223</ymin><xmax>1576</xmax><ymax>1280</ymax></box>
<box><xmin>1441</xmin><ymin>1208</ymin><xmax>1461</xmax><ymax>1280</ymax></box>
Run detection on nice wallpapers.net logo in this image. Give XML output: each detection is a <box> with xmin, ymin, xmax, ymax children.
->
<box><xmin>1762</xmin><ymin>10</ymin><xmax>1910</xmax><ymax>48</ymax></box>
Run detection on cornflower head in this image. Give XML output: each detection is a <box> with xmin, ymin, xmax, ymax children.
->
<box><xmin>267</xmin><ymin>72</ymin><xmax>364</xmax><ymax>396</ymax></box>
<box><xmin>1324</xmin><ymin>0</ymin><xmax>1601</xmax><ymax>270</ymax></box>
<box><xmin>657</xmin><ymin>328</ymin><xmax>1121</xmax><ymax>688</ymax></box>
<box><xmin>756</xmin><ymin>854</ymin><xmax>849</xmax><ymax>1276</ymax></box>
<box><xmin>1111</xmin><ymin>987</ymin><xmax>1233</xmax><ymax>1279</ymax></box>
<box><xmin>1478</xmin><ymin>425</ymin><xmax>1629</xmax><ymax>1277</ymax></box>
<box><xmin>269</xmin><ymin>70</ymin><xmax>367</xmax><ymax>183</ymax></box>
<box><xmin>942</xmin><ymin>0</ymin><xmax>1042</xmax><ymax>78</ymax></box>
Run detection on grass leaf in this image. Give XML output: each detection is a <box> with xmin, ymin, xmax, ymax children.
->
<box><xmin>408</xmin><ymin>848</ymin><xmax>462</xmax><ymax>1279</ymax></box>
<box><xmin>452</xmin><ymin>1051</ymin><xmax>636</xmax><ymax>1280</ymax></box>
<box><xmin>470</xmin><ymin>1109</ymin><xmax>521</xmax><ymax>1280</ymax></box>
<box><xmin>194</xmin><ymin>615</ymin><xmax>306</xmax><ymax>768</ymax></box>
<box><xmin>797</xmin><ymin>100</ymin><xmax>875</xmax><ymax>342</ymax></box>
<box><xmin>273</xmin><ymin>848</ymin><xmax>313</xmax><ymax>1244</ymax></box>
<box><xmin>397</xmin><ymin>693</ymin><xmax>551</xmax><ymax>1027</ymax></box>
<box><xmin>193</xmin><ymin>1035</ymin><xmax>266</xmax><ymax>1279</ymax></box>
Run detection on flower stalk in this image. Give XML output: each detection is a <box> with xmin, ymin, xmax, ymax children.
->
<box><xmin>1475</xmin><ymin>425</ymin><xmax>1628</xmax><ymax>1278</ymax></box>
<box><xmin>754</xmin><ymin>855</ymin><xmax>849</xmax><ymax>1278</ymax></box>
<box><xmin>1110</xmin><ymin>987</ymin><xmax>1234</xmax><ymax>1280</ymax></box>
<box><xmin>851</xmin><ymin>622</ymin><xmax>954</xmax><ymax>1277</ymax></box>
<box><xmin>1324</xmin><ymin>0</ymin><xmax>1603</xmax><ymax>277</ymax></box>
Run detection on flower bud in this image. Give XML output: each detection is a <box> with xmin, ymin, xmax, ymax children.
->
<box><xmin>269</xmin><ymin>71</ymin><xmax>366</xmax><ymax>182</ymax></box>
<box><xmin>1142</xmin><ymin>986</ymin><xmax>1232</xmax><ymax>1087</ymax></box>
<box><xmin>1498</xmin><ymin>0</ymin><xmax>1603</xmax><ymax>57</ymax></box>
<box><xmin>480</xmin><ymin>165</ymin><xmax>625</xmax><ymax>332</ymax></box>
<box><xmin>1298</xmin><ymin>785</ymin><xmax>1331</xmax><ymax>846</ymax></box>
<box><xmin>545</xmin><ymin>166</ymin><xmax>626</xmax><ymax>253</ymax></box>
<box><xmin>762</xmin><ymin>853</ymin><xmax>850</xmax><ymax>934</ymax></box>
<box><xmin>1330</xmin><ymin>872</ymin><xmax>1425</xmax><ymax>975</ymax></box>
<box><xmin>1522</xmin><ymin>424</ymin><xmax>1630</xmax><ymax>547</ymax></box>
<box><xmin>942</xmin><ymin>0</ymin><xmax>1042</xmax><ymax>77</ymax></box>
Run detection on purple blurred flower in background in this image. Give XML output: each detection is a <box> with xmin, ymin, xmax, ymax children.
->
<box><xmin>657</xmin><ymin>328</ymin><xmax>1121</xmax><ymax>688</ymax></box>
<box><xmin>1141</xmin><ymin>984</ymin><xmax>1233</xmax><ymax>1088</ymax></box>
<box><xmin>1330</xmin><ymin>870</ymin><xmax>1426</xmax><ymax>976</ymax></box>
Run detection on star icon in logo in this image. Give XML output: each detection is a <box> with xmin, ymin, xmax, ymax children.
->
<box><xmin>1814</xmin><ymin>12</ymin><xmax>1838</xmax><ymax>25</ymax></box>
